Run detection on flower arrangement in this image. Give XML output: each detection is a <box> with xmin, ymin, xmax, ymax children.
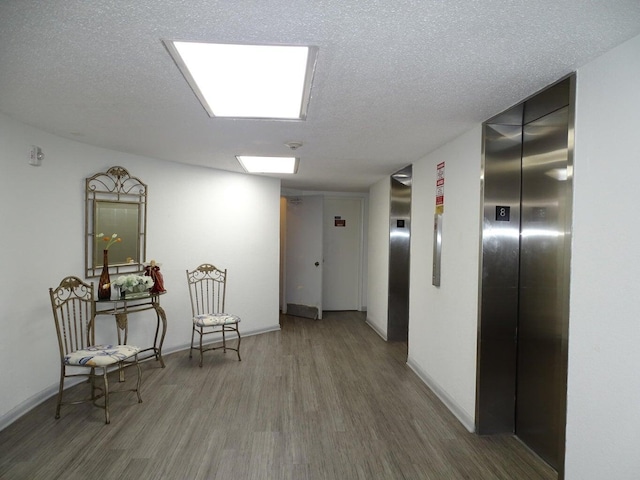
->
<box><xmin>114</xmin><ymin>274</ymin><xmax>154</xmax><ymax>293</ymax></box>
<box><xmin>97</xmin><ymin>232</ymin><xmax>122</xmax><ymax>250</ymax></box>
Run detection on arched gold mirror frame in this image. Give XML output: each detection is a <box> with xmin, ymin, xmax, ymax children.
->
<box><xmin>85</xmin><ymin>166</ymin><xmax>147</xmax><ymax>278</ymax></box>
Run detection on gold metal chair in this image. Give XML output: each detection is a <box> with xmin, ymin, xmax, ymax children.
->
<box><xmin>49</xmin><ymin>276</ymin><xmax>142</xmax><ymax>424</ymax></box>
<box><xmin>186</xmin><ymin>264</ymin><xmax>242</xmax><ymax>367</ymax></box>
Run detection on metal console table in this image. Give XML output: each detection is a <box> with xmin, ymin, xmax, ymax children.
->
<box><xmin>96</xmin><ymin>291</ymin><xmax>167</xmax><ymax>371</ymax></box>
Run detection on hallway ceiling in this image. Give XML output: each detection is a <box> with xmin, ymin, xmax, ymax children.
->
<box><xmin>1</xmin><ymin>1</ymin><xmax>639</xmax><ymax>192</ymax></box>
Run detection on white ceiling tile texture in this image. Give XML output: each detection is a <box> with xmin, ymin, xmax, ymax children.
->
<box><xmin>1</xmin><ymin>0</ymin><xmax>639</xmax><ymax>191</ymax></box>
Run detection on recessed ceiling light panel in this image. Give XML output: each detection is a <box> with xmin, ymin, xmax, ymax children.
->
<box><xmin>163</xmin><ymin>40</ymin><xmax>318</xmax><ymax>120</ymax></box>
<box><xmin>236</xmin><ymin>156</ymin><xmax>299</xmax><ymax>174</ymax></box>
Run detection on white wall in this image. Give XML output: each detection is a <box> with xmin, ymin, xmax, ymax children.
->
<box><xmin>0</xmin><ymin>113</ymin><xmax>281</xmax><ymax>427</ymax></box>
<box><xmin>564</xmin><ymin>33</ymin><xmax>640</xmax><ymax>479</ymax></box>
<box><xmin>366</xmin><ymin>177</ymin><xmax>390</xmax><ymax>338</ymax></box>
<box><xmin>364</xmin><ymin>32</ymin><xmax>640</xmax><ymax>478</ymax></box>
<box><xmin>406</xmin><ymin>126</ymin><xmax>482</xmax><ymax>431</ymax></box>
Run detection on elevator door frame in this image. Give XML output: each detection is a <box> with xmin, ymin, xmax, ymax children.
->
<box><xmin>475</xmin><ymin>74</ymin><xmax>575</xmax><ymax>477</ymax></box>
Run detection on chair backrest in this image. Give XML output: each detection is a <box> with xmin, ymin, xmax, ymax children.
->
<box><xmin>49</xmin><ymin>276</ymin><xmax>96</xmax><ymax>357</ymax></box>
<box><xmin>186</xmin><ymin>264</ymin><xmax>228</xmax><ymax>316</ymax></box>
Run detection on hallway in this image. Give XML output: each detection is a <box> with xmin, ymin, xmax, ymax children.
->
<box><xmin>0</xmin><ymin>312</ymin><xmax>555</xmax><ymax>479</ymax></box>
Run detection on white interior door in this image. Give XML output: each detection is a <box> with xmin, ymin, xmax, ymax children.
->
<box><xmin>323</xmin><ymin>197</ymin><xmax>363</xmax><ymax>311</ymax></box>
<box><xmin>285</xmin><ymin>195</ymin><xmax>323</xmax><ymax>319</ymax></box>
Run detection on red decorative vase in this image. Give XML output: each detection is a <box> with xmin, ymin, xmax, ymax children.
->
<box><xmin>98</xmin><ymin>250</ymin><xmax>111</xmax><ymax>300</ymax></box>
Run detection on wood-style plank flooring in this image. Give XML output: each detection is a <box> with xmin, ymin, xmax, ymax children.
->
<box><xmin>0</xmin><ymin>312</ymin><xmax>556</xmax><ymax>479</ymax></box>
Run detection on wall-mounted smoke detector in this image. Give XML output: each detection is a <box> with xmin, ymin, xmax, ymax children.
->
<box><xmin>29</xmin><ymin>145</ymin><xmax>44</xmax><ymax>167</ymax></box>
<box><xmin>285</xmin><ymin>141</ymin><xmax>303</xmax><ymax>150</ymax></box>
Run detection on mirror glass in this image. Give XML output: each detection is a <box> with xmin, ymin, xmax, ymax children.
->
<box><xmin>94</xmin><ymin>201</ymin><xmax>140</xmax><ymax>266</ymax></box>
<box><xmin>85</xmin><ymin>166</ymin><xmax>147</xmax><ymax>277</ymax></box>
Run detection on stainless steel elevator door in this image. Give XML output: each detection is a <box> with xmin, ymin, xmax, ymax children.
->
<box><xmin>516</xmin><ymin>106</ymin><xmax>570</xmax><ymax>470</ymax></box>
<box><xmin>476</xmin><ymin>122</ymin><xmax>522</xmax><ymax>434</ymax></box>
<box><xmin>388</xmin><ymin>166</ymin><xmax>412</xmax><ymax>343</ymax></box>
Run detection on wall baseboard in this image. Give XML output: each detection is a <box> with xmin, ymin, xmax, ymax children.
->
<box><xmin>406</xmin><ymin>355</ymin><xmax>475</xmax><ymax>433</ymax></box>
<box><xmin>365</xmin><ymin>318</ymin><xmax>387</xmax><ymax>341</ymax></box>
<box><xmin>0</xmin><ymin>380</ymin><xmax>77</xmax><ymax>432</ymax></box>
<box><xmin>0</xmin><ymin>323</ymin><xmax>281</xmax><ymax>432</ymax></box>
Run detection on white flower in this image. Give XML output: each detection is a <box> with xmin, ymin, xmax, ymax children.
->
<box><xmin>114</xmin><ymin>274</ymin><xmax>154</xmax><ymax>292</ymax></box>
<box><xmin>96</xmin><ymin>232</ymin><xmax>122</xmax><ymax>250</ymax></box>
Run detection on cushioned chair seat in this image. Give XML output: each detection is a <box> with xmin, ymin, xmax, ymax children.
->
<box><xmin>64</xmin><ymin>344</ymin><xmax>141</xmax><ymax>367</ymax></box>
<box><xmin>193</xmin><ymin>313</ymin><xmax>241</xmax><ymax>327</ymax></box>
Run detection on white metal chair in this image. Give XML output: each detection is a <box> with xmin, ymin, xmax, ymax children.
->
<box><xmin>49</xmin><ymin>276</ymin><xmax>142</xmax><ymax>424</ymax></box>
<box><xmin>186</xmin><ymin>264</ymin><xmax>242</xmax><ymax>367</ymax></box>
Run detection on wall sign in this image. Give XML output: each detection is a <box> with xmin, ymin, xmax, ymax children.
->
<box><xmin>334</xmin><ymin>216</ymin><xmax>346</xmax><ymax>227</ymax></box>
<box><xmin>435</xmin><ymin>161</ymin><xmax>445</xmax><ymax>214</ymax></box>
<box><xmin>495</xmin><ymin>206</ymin><xmax>510</xmax><ymax>222</ymax></box>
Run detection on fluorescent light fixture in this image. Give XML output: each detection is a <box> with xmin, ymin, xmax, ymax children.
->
<box><xmin>237</xmin><ymin>156</ymin><xmax>299</xmax><ymax>174</ymax></box>
<box><xmin>163</xmin><ymin>40</ymin><xmax>318</xmax><ymax>119</ymax></box>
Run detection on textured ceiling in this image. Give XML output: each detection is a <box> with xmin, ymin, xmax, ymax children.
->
<box><xmin>1</xmin><ymin>1</ymin><xmax>640</xmax><ymax>192</ymax></box>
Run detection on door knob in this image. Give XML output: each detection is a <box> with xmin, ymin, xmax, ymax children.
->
<box><xmin>314</xmin><ymin>261</ymin><xmax>320</xmax><ymax>267</ymax></box>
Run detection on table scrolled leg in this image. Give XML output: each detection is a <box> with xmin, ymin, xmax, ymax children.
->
<box><xmin>152</xmin><ymin>303</ymin><xmax>167</xmax><ymax>368</ymax></box>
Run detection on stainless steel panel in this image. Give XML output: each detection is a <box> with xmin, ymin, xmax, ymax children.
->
<box><xmin>476</xmin><ymin>123</ymin><xmax>522</xmax><ymax>434</ymax></box>
<box><xmin>486</xmin><ymin>103</ymin><xmax>524</xmax><ymax>126</ymax></box>
<box><xmin>432</xmin><ymin>214</ymin><xmax>442</xmax><ymax>286</ymax></box>
<box><xmin>388</xmin><ymin>165</ymin><xmax>412</xmax><ymax>343</ymax></box>
<box><xmin>517</xmin><ymin>104</ymin><xmax>571</xmax><ymax>471</ymax></box>
<box><xmin>523</xmin><ymin>78</ymin><xmax>571</xmax><ymax>124</ymax></box>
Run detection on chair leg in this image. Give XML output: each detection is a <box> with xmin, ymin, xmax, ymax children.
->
<box><xmin>189</xmin><ymin>324</ymin><xmax>196</xmax><ymax>359</ymax></box>
<box><xmin>222</xmin><ymin>327</ymin><xmax>227</xmax><ymax>353</ymax></box>
<box><xmin>134</xmin><ymin>355</ymin><xmax>143</xmax><ymax>404</ymax></box>
<box><xmin>90</xmin><ymin>367</ymin><xmax>97</xmax><ymax>399</ymax></box>
<box><xmin>236</xmin><ymin>325</ymin><xmax>242</xmax><ymax>361</ymax></box>
<box><xmin>55</xmin><ymin>365</ymin><xmax>65</xmax><ymax>419</ymax></box>
<box><xmin>102</xmin><ymin>368</ymin><xmax>111</xmax><ymax>424</ymax></box>
<box><xmin>199</xmin><ymin>327</ymin><xmax>204</xmax><ymax>368</ymax></box>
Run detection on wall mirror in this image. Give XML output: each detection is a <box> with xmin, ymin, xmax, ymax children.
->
<box><xmin>85</xmin><ymin>166</ymin><xmax>147</xmax><ymax>278</ymax></box>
